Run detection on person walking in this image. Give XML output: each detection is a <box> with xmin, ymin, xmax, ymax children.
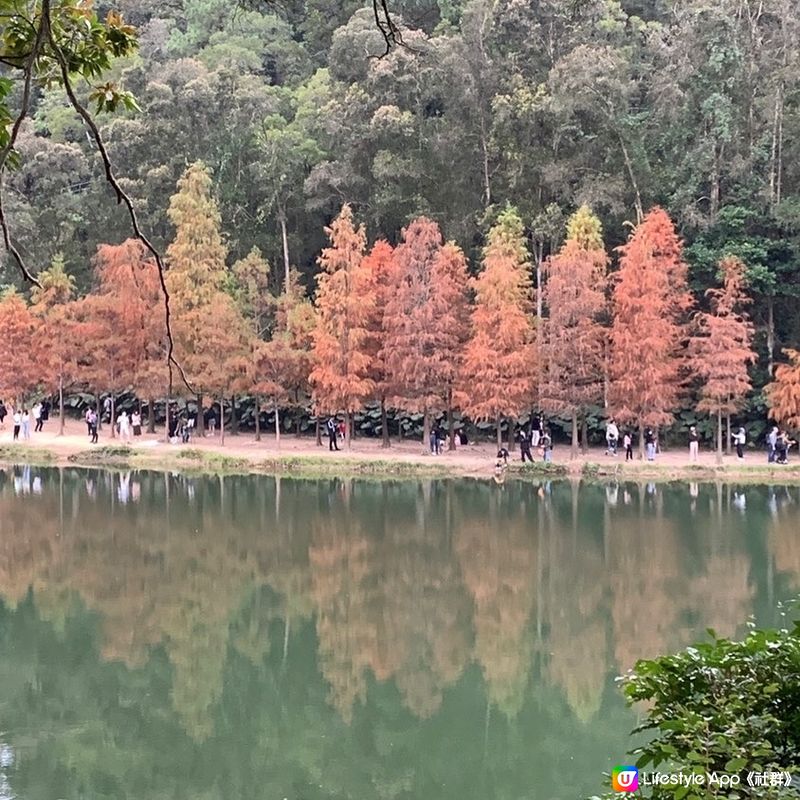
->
<box><xmin>605</xmin><ymin>418</ymin><xmax>619</xmax><ymax>456</ymax></box>
<box><xmin>89</xmin><ymin>409</ymin><xmax>99</xmax><ymax>443</ymax></box>
<box><xmin>103</xmin><ymin>396</ymin><xmax>112</xmax><ymax>423</ymax></box>
<box><xmin>0</xmin><ymin>401</ymin><xmax>6</xmax><ymax>430</ymax></box>
<box><xmin>85</xmin><ymin>406</ymin><xmax>93</xmax><ymax>436</ymax></box>
<box><xmin>12</xmin><ymin>409</ymin><xmax>21</xmax><ymax>441</ymax></box>
<box><xmin>21</xmin><ymin>409</ymin><xmax>31</xmax><ymax>440</ymax></box>
<box><xmin>518</xmin><ymin>427</ymin><xmax>534</xmax><ymax>463</ymax></box>
<box><xmin>118</xmin><ymin>411</ymin><xmax>131</xmax><ymax>442</ymax></box>
<box><xmin>327</xmin><ymin>416</ymin><xmax>339</xmax><ymax>451</ymax></box>
<box><xmin>32</xmin><ymin>402</ymin><xmax>43</xmax><ymax>432</ymax></box>
<box><xmin>41</xmin><ymin>400</ymin><xmax>50</xmax><ymax>424</ymax></box>
<box><xmin>623</xmin><ymin>431</ymin><xmax>633</xmax><ymax>461</ymax></box>
<box><xmin>688</xmin><ymin>425</ymin><xmax>699</xmax><ymax>462</ymax></box>
<box><xmin>767</xmin><ymin>426</ymin><xmax>778</xmax><ymax>464</ymax></box>
<box><xmin>644</xmin><ymin>427</ymin><xmax>656</xmax><ymax>461</ymax></box>
<box><xmin>430</xmin><ymin>425</ymin><xmax>439</xmax><ymax>455</ymax></box>
<box><xmin>131</xmin><ymin>410</ymin><xmax>142</xmax><ymax>437</ymax></box>
<box><xmin>530</xmin><ymin>414</ymin><xmax>541</xmax><ymax>449</ymax></box>
<box><xmin>733</xmin><ymin>426</ymin><xmax>746</xmax><ymax>460</ymax></box>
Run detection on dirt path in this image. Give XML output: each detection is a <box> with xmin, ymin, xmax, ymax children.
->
<box><xmin>1</xmin><ymin>418</ymin><xmax>798</xmax><ymax>482</ymax></box>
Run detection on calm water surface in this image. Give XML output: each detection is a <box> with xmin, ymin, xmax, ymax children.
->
<box><xmin>0</xmin><ymin>467</ymin><xmax>799</xmax><ymax>800</ymax></box>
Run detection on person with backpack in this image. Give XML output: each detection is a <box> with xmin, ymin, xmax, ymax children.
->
<box><xmin>327</xmin><ymin>417</ymin><xmax>340</xmax><ymax>451</ymax></box>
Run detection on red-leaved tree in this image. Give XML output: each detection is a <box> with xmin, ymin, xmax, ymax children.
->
<box><xmin>540</xmin><ymin>206</ymin><xmax>608</xmax><ymax>457</ymax></box>
<box><xmin>689</xmin><ymin>256</ymin><xmax>756</xmax><ymax>462</ymax></box>
<box><xmin>460</xmin><ymin>207</ymin><xmax>535</xmax><ymax>447</ymax></box>
<box><xmin>363</xmin><ymin>239</ymin><xmax>395</xmax><ymax>447</ymax></box>
<box><xmin>767</xmin><ymin>350</ymin><xmax>800</xmax><ymax>431</ymax></box>
<box><xmin>0</xmin><ymin>289</ymin><xmax>40</xmax><ymax>408</ymax></box>
<box><xmin>309</xmin><ymin>204</ymin><xmax>375</xmax><ymax>448</ymax></box>
<box><xmin>609</xmin><ymin>207</ymin><xmax>693</xmax><ymax>456</ymax></box>
<box><xmin>382</xmin><ymin>218</ymin><xmax>470</xmax><ymax>450</ymax></box>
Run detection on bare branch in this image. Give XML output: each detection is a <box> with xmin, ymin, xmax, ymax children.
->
<box><xmin>42</xmin><ymin>4</ymin><xmax>196</xmax><ymax>397</ymax></box>
<box><xmin>0</xmin><ymin>0</ymin><xmax>50</xmax><ymax>286</ymax></box>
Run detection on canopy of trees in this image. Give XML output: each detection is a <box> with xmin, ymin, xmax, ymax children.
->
<box><xmin>1</xmin><ymin>0</ymin><xmax>800</xmax><ymax>439</ymax></box>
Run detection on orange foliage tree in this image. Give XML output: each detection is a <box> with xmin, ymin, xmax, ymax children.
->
<box><xmin>309</xmin><ymin>204</ymin><xmax>375</xmax><ymax>448</ymax></box>
<box><xmin>362</xmin><ymin>239</ymin><xmax>395</xmax><ymax>447</ymax></box>
<box><xmin>73</xmin><ymin>291</ymin><xmax>139</xmax><ymax>435</ymax></box>
<box><xmin>609</xmin><ymin>207</ymin><xmax>693</xmax><ymax>456</ymax></box>
<box><xmin>382</xmin><ymin>217</ymin><xmax>470</xmax><ymax>449</ymax></box>
<box><xmin>768</xmin><ymin>350</ymin><xmax>800</xmax><ymax>430</ymax></box>
<box><xmin>540</xmin><ymin>206</ymin><xmax>608</xmax><ymax>457</ymax></box>
<box><xmin>30</xmin><ymin>255</ymin><xmax>81</xmax><ymax>434</ymax></box>
<box><xmin>689</xmin><ymin>256</ymin><xmax>756</xmax><ymax>462</ymax></box>
<box><xmin>95</xmin><ymin>239</ymin><xmax>168</xmax><ymax>430</ymax></box>
<box><xmin>166</xmin><ymin>161</ymin><xmax>232</xmax><ymax>433</ymax></box>
<box><xmin>251</xmin><ymin>271</ymin><xmax>314</xmax><ymax>445</ymax></box>
<box><xmin>0</xmin><ymin>288</ymin><xmax>39</xmax><ymax>407</ymax></box>
<box><xmin>460</xmin><ymin>207</ymin><xmax>535</xmax><ymax>448</ymax></box>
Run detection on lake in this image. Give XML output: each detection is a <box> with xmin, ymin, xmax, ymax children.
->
<box><xmin>0</xmin><ymin>467</ymin><xmax>798</xmax><ymax>800</ymax></box>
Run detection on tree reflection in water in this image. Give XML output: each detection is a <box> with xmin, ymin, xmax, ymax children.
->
<box><xmin>0</xmin><ymin>467</ymin><xmax>797</xmax><ymax>800</ymax></box>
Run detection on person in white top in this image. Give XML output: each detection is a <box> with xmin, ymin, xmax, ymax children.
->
<box><xmin>118</xmin><ymin>411</ymin><xmax>131</xmax><ymax>442</ymax></box>
<box><xmin>605</xmin><ymin>419</ymin><xmax>619</xmax><ymax>456</ymax></box>
<box><xmin>21</xmin><ymin>409</ymin><xmax>31</xmax><ymax>440</ymax></box>
<box><xmin>32</xmin><ymin>402</ymin><xmax>43</xmax><ymax>432</ymax></box>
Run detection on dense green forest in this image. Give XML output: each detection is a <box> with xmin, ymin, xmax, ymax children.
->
<box><xmin>2</xmin><ymin>0</ymin><xmax>800</xmax><ymax>419</ymax></box>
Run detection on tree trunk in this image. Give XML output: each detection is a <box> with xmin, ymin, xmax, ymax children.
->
<box><xmin>423</xmin><ymin>410</ymin><xmax>431</xmax><ymax>454</ymax></box>
<box><xmin>638</xmin><ymin>422</ymin><xmax>645</xmax><ymax>460</ymax></box>
<box><xmin>447</xmin><ymin>389</ymin><xmax>456</xmax><ymax>451</ymax></box>
<box><xmin>716</xmin><ymin>408</ymin><xmax>723</xmax><ymax>465</ymax></box>
<box><xmin>147</xmin><ymin>396</ymin><xmax>156</xmax><ymax>433</ymax></box>
<box><xmin>96</xmin><ymin>394</ymin><xmax>102</xmax><ymax>431</ymax></box>
<box><xmin>767</xmin><ymin>295</ymin><xmax>775</xmax><ymax>379</ymax></box>
<box><xmin>220</xmin><ymin>395</ymin><xmax>226</xmax><ymax>446</ymax></box>
<box><xmin>274</xmin><ymin>401</ymin><xmax>281</xmax><ymax>448</ymax></box>
<box><xmin>255</xmin><ymin>395</ymin><xmax>261</xmax><ymax>442</ymax></box>
<box><xmin>231</xmin><ymin>395</ymin><xmax>238</xmax><ymax>435</ymax></box>
<box><xmin>509</xmin><ymin>418</ymin><xmax>516</xmax><ymax>452</ymax></box>
<box><xmin>581</xmin><ymin>416</ymin><xmax>588</xmax><ymax>456</ymax></box>
<box><xmin>570</xmin><ymin>411</ymin><xmax>578</xmax><ymax>460</ymax></box>
<box><xmin>496</xmin><ymin>415</ymin><xmax>502</xmax><ymax>449</ymax></box>
<box><xmin>58</xmin><ymin>375</ymin><xmax>64</xmax><ymax>436</ymax></box>
<box><xmin>196</xmin><ymin>393</ymin><xmax>205</xmax><ymax>436</ymax></box>
<box><xmin>769</xmin><ymin>81</ymin><xmax>784</xmax><ymax>208</ymax></box>
<box><xmin>345</xmin><ymin>411</ymin><xmax>352</xmax><ymax>450</ymax></box>
<box><xmin>279</xmin><ymin>206</ymin><xmax>290</xmax><ymax>295</ymax></box>
<box><xmin>110</xmin><ymin>395</ymin><xmax>116</xmax><ymax>439</ymax></box>
<box><xmin>381</xmin><ymin>397</ymin><xmax>390</xmax><ymax>448</ymax></box>
<box><xmin>164</xmin><ymin>385</ymin><xmax>170</xmax><ymax>444</ymax></box>
<box><xmin>618</xmin><ymin>133</ymin><xmax>644</xmax><ymax>223</ymax></box>
<box><xmin>725</xmin><ymin>413</ymin><xmax>731</xmax><ymax>456</ymax></box>
<box><xmin>315</xmin><ymin>417</ymin><xmax>322</xmax><ymax>446</ymax></box>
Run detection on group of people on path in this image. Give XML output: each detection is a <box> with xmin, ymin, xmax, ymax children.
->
<box><xmin>0</xmin><ymin>400</ymin><xmax>50</xmax><ymax>441</ymax></box>
<box><xmin>85</xmin><ymin>405</ymin><xmax>143</xmax><ymax>444</ymax></box>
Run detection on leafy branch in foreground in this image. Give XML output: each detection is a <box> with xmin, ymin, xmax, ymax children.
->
<box><xmin>593</xmin><ymin>618</ymin><xmax>800</xmax><ymax>799</ymax></box>
<box><xmin>0</xmin><ymin>0</ymin><xmax>193</xmax><ymax>394</ymax></box>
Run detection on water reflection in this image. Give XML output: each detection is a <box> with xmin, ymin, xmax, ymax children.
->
<box><xmin>0</xmin><ymin>468</ymin><xmax>798</xmax><ymax>800</ymax></box>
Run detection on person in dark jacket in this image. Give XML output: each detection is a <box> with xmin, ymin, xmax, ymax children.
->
<box><xmin>518</xmin><ymin>427</ymin><xmax>534</xmax><ymax>463</ymax></box>
<box><xmin>327</xmin><ymin>417</ymin><xmax>340</xmax><ymax>451</ymax></box>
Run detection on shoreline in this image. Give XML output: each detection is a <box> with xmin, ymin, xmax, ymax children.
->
<box><xmin>2</xmin><ymin>424</ymin><xmax>800</xmax><ymax>483</ymax></box>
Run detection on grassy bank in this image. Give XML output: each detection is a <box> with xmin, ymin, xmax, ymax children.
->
<box><xmin>2</xmin><ymin>441</ymin><xmax>800</xmax><ymax>483</ymax></box>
